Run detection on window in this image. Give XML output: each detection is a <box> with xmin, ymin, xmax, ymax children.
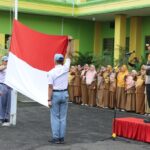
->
<box><xmin>103</xmin><ymin>38</ymin><xmax>114</xmax><ymax>65</ymax></box>
<box><xmin>103</xmin><ymin>38</ymin><xmax>114</xmax><ymax>53</ymax></box>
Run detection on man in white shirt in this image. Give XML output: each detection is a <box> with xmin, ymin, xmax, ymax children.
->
<box><xmin>47</xmin><ymin>36</ymin><xmax>73</xmax><ymax>144</ymax></box>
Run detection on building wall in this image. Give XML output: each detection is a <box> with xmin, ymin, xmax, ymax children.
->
<box><xmin>99</xmin><ymin>19</ymin><xmax>130</xmax><ymax>52</ymax></box>
<box><xmin>0</xmin><ymin>10</ymin><xmax>150</xmax><ymax>62</ymax></box>
<box><xmin>0</xmin><ymin>11</ymin><xmax>12</xmax><ymax>34</ymax></box>
<box><xmin>142</xmin><ymin>16</ymin><xmax>150</xmax><ymax>55</ymax></box>
<box><xmin>0</xmin><ymin>10</ymin><xmax>94</xmax><ymax>54</ymax></box>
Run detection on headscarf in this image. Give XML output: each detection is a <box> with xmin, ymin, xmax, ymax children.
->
<box><xmin>68</xmin><ymin>66</ymin><xmax>75</xmax><ymax>83</ymax></box>
<box><xmin>110</xmin><ymin>72</ymin><xmax>116</xmax><ymax>83</ymax></box>
<box><xmin>125</xmin><ymin>74</ymin><xmax>135</xmax><ymax>90</ymax></box>
<box><xmin>107</xmin><ymin>65</ymin><xmax>112</xmax><ymax>73</ymax></box>
<box><xmin>117</xmin><ymin>65</ymin><xmax>128</xmax><ymax>87</ymax></box>
<box><xmin>86</xmin><ymin>65</ymin><xmax>97</xmax><ymax>85</ymax></box>
<box><xmin>81</xmin><ymin>64</ymin><xmax>89</xmax><ymax>80</ymax></box>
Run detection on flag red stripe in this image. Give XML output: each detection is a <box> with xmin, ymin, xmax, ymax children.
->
<box><xmin>10</xmin><ymin>20</ymin><xmax>68</xmax><ymax>71</ymax></box>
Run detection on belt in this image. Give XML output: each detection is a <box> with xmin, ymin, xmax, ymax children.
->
<box><xmin>53</xmin><ymin>89</ymin><xmax>67</xmax><ymax>92</ymax></box>
<box><xmin>0</xmin><ymin>83</ymin><xmax>6</xmax><ymax>85</ymax></box>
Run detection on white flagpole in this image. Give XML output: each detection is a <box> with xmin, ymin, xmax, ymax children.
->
<box><xmin>14</xmin><ymin>0</ymin><xmax>18</xmax><ymax>20</ymax></box>
<box><xmin>10</xmin><ymin>0</ymin><xmax>18</xmax><ymax>126</ymax></box>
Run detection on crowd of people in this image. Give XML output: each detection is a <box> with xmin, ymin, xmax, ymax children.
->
<box><xmin>68</xmin><ymin>56</ymin><xmax>150</xmax><ymax>115</ymax></box>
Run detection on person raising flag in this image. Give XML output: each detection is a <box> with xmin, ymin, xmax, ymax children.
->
<box><xmin>47</xmin><ymin>36</ymin><xmax>73</xmax><ymax>144</ymax></box>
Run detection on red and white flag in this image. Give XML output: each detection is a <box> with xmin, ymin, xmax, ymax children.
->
<box><xmin>5</xmin><ymin>20</ymin><xmax>68</xmax><ymax>107</ymax></box>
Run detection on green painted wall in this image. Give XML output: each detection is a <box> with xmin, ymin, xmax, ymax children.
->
<box><xmin>98</xmin><ymin>19</ymin><xmax>130</xmax><ymax>65</ymax></box>
<box><xmin>101</xmin><ymin>21</ymin><xmax>114</xmax><ymax>38</ymax></box>
<box><xmin>0</xmin><ymin>10</ymin><xmax>94</xmax><ymax>53</ymax></box>
<box><xmin>0</xmin><ymin>9</ymin><xmax>149</xmax><ymax>58</ymax></box>
<box><xmin>78</xmin><ymin>20</ymin><xmax>94</xmax><ymax>53</ymax></box>
<box><xmin>100</xmin><ymin>19</ymin><xmax>130</xmax><ymax>51</ymax></box>
<box><xmin>101</xmin><ymin>19</ymin><xmax>130</xmax><ymax>40</ymax></box>
<box><xmin>0</xmin><ymin>11</ymin><xmax>13</xmax><ymax>34</ymax></box>
<box><xmin>61</xmin><ymin>18</ymin><xmax>94</xmax><ymax>52</ymax></box>
<box><xmin>142</xmin><ymin>16</ymin><xmax>150</xmax><ymax>56</ymax></box>
<box><xmin>19</xmin><ymin>14</ymin><xmax>62</xmax><ymax>35</ymax></box>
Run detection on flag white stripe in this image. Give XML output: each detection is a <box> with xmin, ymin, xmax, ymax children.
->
<box><xmin>5</xmin><ymin>52</ymin><xmax>48</xmax><ymax>107</ymax></box>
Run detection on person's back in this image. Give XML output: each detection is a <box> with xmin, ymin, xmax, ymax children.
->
<box><xmin>48</xmin><ymin>58</ymin><xmax>70</xmax><ymax>91</ymax></box>
<box><xmin>47</xmin><ymin>36</ymin><xmax>73</xmax><ymax>144</ymax></box>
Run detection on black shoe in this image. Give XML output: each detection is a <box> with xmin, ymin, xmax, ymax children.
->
<box><xmin>4</xmin><ymin>119</ymin><xmax>9</xmax><ymax>122</ymax></box>
<box><xmin>144</xmin><ymin>117</ymin><xmax>150</xmax><ymax>123</ymax></box>
<box><xmin>48</xmin><ymin>139</ymin><xmax>60</xmax><ymax>144</ymax></box>
<box><xmin>59</xmin><ymin>138</ymin><xmax>65</xmax><ymax>144</ymax></box>
<box><xmin>0</xmin><ymin>119</ymin><xmax>4</xmax><ymax>124</ymax></box>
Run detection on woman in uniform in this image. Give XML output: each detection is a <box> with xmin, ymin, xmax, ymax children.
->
<box><xmin>135</xmin><ymin>68</ymin><xmax>145</xmax><ymax>114</ymax></box>
<box><xmin>86</xmin><ymin>65</ymin><xmax>97</xmax><ymax>106</ymax></box>
<box><xmin>81</xmin><ymin>64</ymin><xmax>89</xmax><ymax>105</ymax></box>
<box><xmin>125</xmin><ymin>70</ymin><xmax>137</xmax><ymax>112</ymax></box>
<box><xmin>74</xmin><ymin>66</ymin><xmax>82</xmax><ymax>104</ymax></box>
<box><xmin>109</xmin><ymin>70</ymin><xmax>116</xmax><ymax>109</ymax></box>
<box><xmin>116</xmin><ymin>65</ymin><xmax>128</xmax><ymax>111</ymax></box>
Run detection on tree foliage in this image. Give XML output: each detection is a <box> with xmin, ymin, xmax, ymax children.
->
<box><xmin>71</xmin><ymin>51</ymin><xmax>113</xmax><ymax>68</ymax></box>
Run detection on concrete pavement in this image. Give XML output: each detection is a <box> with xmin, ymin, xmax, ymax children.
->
<box><xmin>0</xmin><ymin>93</ymin><xmax>149</xmax><ymax>150</ymax></box>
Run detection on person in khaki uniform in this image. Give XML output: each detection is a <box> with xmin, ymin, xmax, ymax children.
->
<box><xmin>109</xmin><ymin>71</ymin><xmax>116</xmax><ymax>109</ymax></box>
<box><xmin>125</xmin><ymin>70</ymin><xmax>137</xmax><ymax>112</ymax></box>
<box><xmin>86</xmin><ymin>65</ymin><xmax>97</xmax><ymax>106</ymax></box>
<box><xmin>96</xmin><ymin>68</ymin><xmax>103</xmax><ymax>107</ymax></box>
<box><xmin>73</xmin><ymin>66</ymin><xmax>82</xmax><ymax>104</ymax></box>
<box><xmin>81</xmin><ymin>64</ymin><xmax>89</xmax><ymax>105</ymax></box>
<box><xmin>88</xmin><ymin>78</ymin><xmax>97</xmax><ymax>106</ymax></box>
<box><xmin>116</xmin><ymin>65</ymin><xmax>128</xmax><ymax>110</ymax></box>
<box><xmin>103</xmin><ymin>65</ymin><xmax>112</xmax><ymax>108</ymax></box>
<box><xmin>97</xmin><ymin>67</ymin><xmax>105</xmax><ymax>108</ymax></box>
<box><xmin>68</xmin><ymin>66</ymin><xmax>76</xmax><ymax>102</ymax></box>
<box><xmin>135</xmin><ymin>68</ymin><xmax>145</xmax><ymax>114</ymax></box>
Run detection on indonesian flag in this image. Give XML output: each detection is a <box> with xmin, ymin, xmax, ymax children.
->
<box><xmin>5</xmin><ymin>20</ymin><xmax>68</xmax><ymax>107</ymax></box>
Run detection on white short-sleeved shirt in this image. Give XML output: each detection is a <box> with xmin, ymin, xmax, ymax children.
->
<box><xmin>47</xmin><ymin>58</ymin><xmax>71</xmax><ymax>90</ymax></box>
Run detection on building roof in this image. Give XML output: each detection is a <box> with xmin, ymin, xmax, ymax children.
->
<box><xmin>0</xmin><ymin>0</ymin><xmax>150</xmax><ymax>21</ymax></box>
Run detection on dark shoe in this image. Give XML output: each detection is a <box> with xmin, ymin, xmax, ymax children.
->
<box><xmin>0</xmin><ymin>119</ymin><xmax>4</xmax><ymax>124</ymax></box>
<box><xmin>59</xmin><ymin>138</ymin><xmax>65</xmax><ymax>144</ymax></box>
<box><xmin>48</xmin><ymin>139</ymin><xmax>60</xmax><ymax>144</ymax></box>
<box><xmin>4</xmin><ymin>119</ymin><xmax>9</xmax><ymax>122</ymax></box>
<box><xmin>144</xmin><ymin>117</ymin><xmax>150</xmax><ymax>123</ymax></box>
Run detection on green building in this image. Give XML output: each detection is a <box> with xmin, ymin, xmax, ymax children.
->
<box><xmin>0</xmin><ymin>0</ymin><xmax>150</xmax><ymax>65</ymax></box>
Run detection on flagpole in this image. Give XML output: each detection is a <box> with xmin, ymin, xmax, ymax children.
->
<box><xmin>14</xmin><ymin>0</ymin><xmax>18</xmax><ymax>20</ymax></box>
<box><xmin>10</xmin><ymin>0</ymin><xmax>18</xmax><ymax>126</ymax></box>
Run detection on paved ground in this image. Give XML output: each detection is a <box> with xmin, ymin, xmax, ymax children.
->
<box><xmin>0</xmin><ymin>93</ymin><xmax>149</xmax><ymax>150</ymax></box>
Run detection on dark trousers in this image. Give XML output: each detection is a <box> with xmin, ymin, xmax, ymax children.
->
<box><xmin>146</xmin><ymin>84</ymin><xmax>150</xmax><ymax>108</ymax></box>
<box><xmin>0</xmin><ymin>84</ymin><xmax>11</xmax><ymax>120</ymax></box>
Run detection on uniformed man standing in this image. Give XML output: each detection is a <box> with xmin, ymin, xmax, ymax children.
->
<box><xmin>0</xmin><ymin>56</ymin><xmax>11</xmax><ymax>126</ymax></box>
<box><xmin>47</xmin><ymin>36</ymin><xmax>73</xmax><ymax>144</ymax></box>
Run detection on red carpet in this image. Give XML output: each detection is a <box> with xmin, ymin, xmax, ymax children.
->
<box><xmin>113</xmin><ymin>117</ymin><xmax>150</xmax><ymax>143</ymax></box>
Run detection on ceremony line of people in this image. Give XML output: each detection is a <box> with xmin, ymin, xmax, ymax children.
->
<box><xmin>68</xmin><ymin>61</ymin><xmax>150</xmax><ymax>115</ymax></box>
